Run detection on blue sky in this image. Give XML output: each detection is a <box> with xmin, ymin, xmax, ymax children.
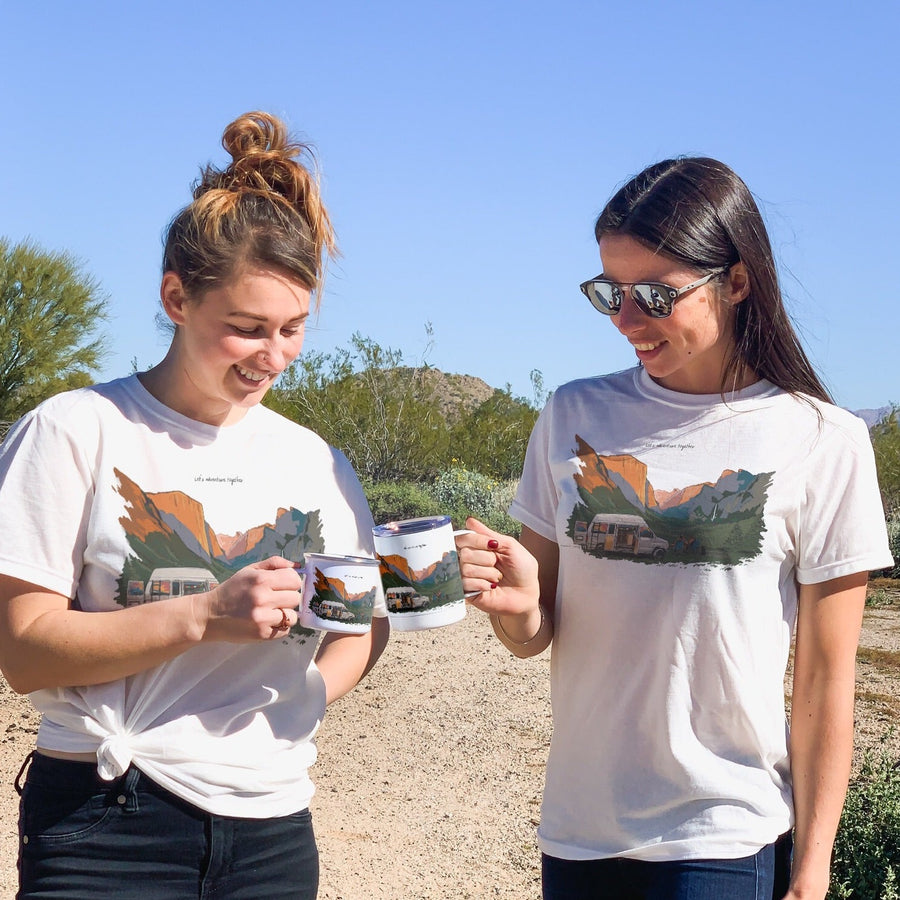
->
<box><xmin>3</xmin><ymin>0</ymin><xmax>898</xmax><ymax>413</ymax></box>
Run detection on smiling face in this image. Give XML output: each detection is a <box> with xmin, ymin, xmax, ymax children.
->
<box><xmin>148</xmin><ymin>266</ymin><xmax>311</xmax><ymax>425</ymax></box>
<box><xmin>598</xmin><ymin>233</ymin><xmax>749</xmax><ymax>394</ymax></box>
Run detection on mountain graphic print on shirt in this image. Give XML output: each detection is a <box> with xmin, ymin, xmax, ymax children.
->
<box><xmin>112</xmin><ymin>468</ymin><xmax>323</xmax><ymax>641</ymax></box>
<box><xmin>565</xmin><ymin>435</ymin><xmax>773</xmax><ymax>566</ymax></box>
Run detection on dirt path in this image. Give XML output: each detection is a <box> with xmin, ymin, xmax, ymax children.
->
<box><xmin>1</xmin><ymin>597</ymin><xmax>898</xmax><ymax>899</ymax></box>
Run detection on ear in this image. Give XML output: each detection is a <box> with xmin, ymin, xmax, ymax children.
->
<box><xmin>160</xmin><ymin>272</ymin><xmax>189</xmax><ymax>326</ymax></box>
<box><xmin>723</xmin><ymin>262</ymin><xmax>751</xmax><ymax>305</ymax></box>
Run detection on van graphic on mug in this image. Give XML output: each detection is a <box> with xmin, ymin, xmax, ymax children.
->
<box><xmin>373</xmin><ymin>516</ymin><xmax>469</xmax><ymax>631</ymax></box>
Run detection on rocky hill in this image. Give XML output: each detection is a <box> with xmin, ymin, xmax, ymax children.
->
<box><xmin>397</xmin><ymin>367</ymin><xmax>497</xmax><ymax>420</ymax></box>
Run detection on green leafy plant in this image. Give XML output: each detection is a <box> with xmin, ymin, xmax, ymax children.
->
<box><xmin>0</xmin><ymin>238</ymin><xmax>109</xmax><ymax>420</ymax></box>
<box><xmin>866</xmin><ymin>588</ymin><xmax>899</xmax><ymax>608</ymax></box>
<box><xmin>449</xmin><ymin>385</ymin><xmax>540</xmax><ymax>481</ymax></box>
<box><xmin>828</xmin><ymin>736</ymin><xmax>900</xmax><ymax>898</ymax></box>
<box><xmin>363</xmin><ymin>480</ymin><xmax>443</xmax><ymax>526</ymax></box>
<box><xmin>429</xmin><ymin>466</ymin><xmax>521</xmax><ymax>536</ymax></box>
<box><xmin>885</xmin><ymin>513</ymin><xmax>900</xmax><ymax>579</ymax></box>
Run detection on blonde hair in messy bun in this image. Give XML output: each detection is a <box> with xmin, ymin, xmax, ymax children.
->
<box><xmin>163</xmin><ymin>111</ymin><xmax>337</xmax><ymax>303</ymax></box>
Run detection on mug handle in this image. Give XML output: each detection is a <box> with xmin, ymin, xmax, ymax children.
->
<box><xmin>453</xmin><ymin>529</ymin><xmax>483</xmax><ymax>599</ymax></box>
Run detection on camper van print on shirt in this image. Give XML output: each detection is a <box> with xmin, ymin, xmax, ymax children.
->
<box><xmin>565</xmin><ymin>435</ymin><xmax>773</xmax><ymax>567</ymax></box>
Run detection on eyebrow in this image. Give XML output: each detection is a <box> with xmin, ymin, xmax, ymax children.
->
<box><xmin>227</xmin><ymin>311</ymin><xmax>310</xmax><ymax>324</ymax></box>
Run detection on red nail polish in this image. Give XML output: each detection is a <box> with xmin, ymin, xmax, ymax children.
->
<box><xmin>490</xmin><ymin>583</ymin><xmax>498</xmax><ymax>590</ymax></box>
<box><xmin>488</xmin><ymin>540</ymin><xmax>499</xmax><ymax>550</ymax></box>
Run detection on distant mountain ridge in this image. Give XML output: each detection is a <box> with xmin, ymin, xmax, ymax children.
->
<box><xmin>853</xmin><ymin>406</ymin><xmax>893</xmax><ymax>428</ymax></box>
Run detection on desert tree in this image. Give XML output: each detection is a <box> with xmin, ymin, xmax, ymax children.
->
<box><xmin>0</xmin><ymin>238</ymin><xmax>109</xmax><ymax>420</ymax></box>
<box><xmin>268</xmin><ymin>330</ymin><xmax>451</xmax><ymax>483</ymax></box>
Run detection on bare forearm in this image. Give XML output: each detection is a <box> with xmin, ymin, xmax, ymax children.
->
<box><xmin>315</xmin><ymin>615</ymin><xmax>390</xmax><ymax>705</ymax></box>
<box><xmin>0</xmin><ymin>558</ymin><xmax>307</xmax><ymax>693</ymax></box>
<box><xmin>1</xmin><ymin>597</ymin><xmax>202</xmax><ymax>693</ymax></box>
<box><xmin>787</xmin><ymin>573</ymin><xmax>866</xmax><ymax>899</ymax></box>
<box><xmin>787</xmin><ymin>673</ymin><xmax>856</xmax><ymax>897</ymax></box>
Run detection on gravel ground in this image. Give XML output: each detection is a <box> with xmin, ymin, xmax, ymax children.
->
<box><xmin>1</xmin><ymin>591</ymin><xmax>898</xmax><ymax>899</ymax></box>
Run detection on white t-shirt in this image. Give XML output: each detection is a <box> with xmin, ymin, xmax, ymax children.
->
<box><xmin>0</xmin><ymin>375</ymin><xmax>384</xmax><ymax>818</ymax></box>
<box><xmin>510</xmin><ymin>367</ymin><xmax>893</xmax><ymax>862</ymax></box>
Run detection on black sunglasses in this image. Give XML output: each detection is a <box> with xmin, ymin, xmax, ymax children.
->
<box><xmin>579</xmin><ymin>268</ymin><xmax>728</xmax><ymax>319</ymax></box>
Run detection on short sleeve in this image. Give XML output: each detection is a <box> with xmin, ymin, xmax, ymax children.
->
<box><xmin>794</xmin><ymin>416</ymin><xmax>893</xmax><ymax>583</ymax></box>
<box><xmin>0</xmin><ymin>409</ymin><xmax>96</xmax><ymax>596</ymax></box>
<box><xmin>509</xmin><ymin>397</ymin><xmax>560</xmax><ymax>542</ymax></box>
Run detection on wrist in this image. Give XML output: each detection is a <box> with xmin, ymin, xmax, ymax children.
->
<box><xmin>493</xmin><ymin>606</ymin><xmax>545</xmax><ymax>645</ymax></box>
<box><xmin>185</xmin><ymin>592</ymin><xmax>212</xmax><ymax>643</ymax></box>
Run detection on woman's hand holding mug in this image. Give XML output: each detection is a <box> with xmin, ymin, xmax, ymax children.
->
<box><xmin>193</xmin><ymin>556</ymin><xmax>302</xmax><ymax>642</ymax></box>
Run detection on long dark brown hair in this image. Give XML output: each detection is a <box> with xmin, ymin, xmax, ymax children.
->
<box><xmin>594</xmin><ymin>157</ymin><xmax>832</xmax><ymax>402</ymax></box>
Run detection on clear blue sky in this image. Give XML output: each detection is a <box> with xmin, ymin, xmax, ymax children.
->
<box><xmin>3</xmin><ymin>0</ymin><xmax>898</xmax><ymax>413</ymax></box>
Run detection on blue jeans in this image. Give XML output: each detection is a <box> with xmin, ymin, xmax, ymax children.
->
<box><xmin>542</xmin><ymin>832</ymin><xmax>793</xmax><ymax>900</ymax></box>
<box><xmin>17</xmin><ymin>752</ymin><xmax>319</xmax><ymax>899</ymax></box>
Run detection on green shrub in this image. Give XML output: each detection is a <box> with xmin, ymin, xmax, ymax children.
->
<box><xmin>429</xmin><ymin>466</ymin><xmax>521</xmax><ymax>536</ymax></box>
<box><xmin>363</xmin><ymin>480</ymin><xmax>442</xmax><ymax>526</ymax></box>
<box><xmin>431</xmin><ymin>467</ymin><xmax>500</xmax><ymax>516</ymax></box>
<box><xmin>886</xmin><ymin>514</ymin><xmax>900</xmax><ymax>578</ymax></box>
<box><xmin>828</xmin><ymin>737</ymin><xmax>900</xmax><ymax>898</ymax></box>
<box><xmin>866</xmin><ymin>588</ymin><xmax>899</xmax><ymax>608</ymax></box>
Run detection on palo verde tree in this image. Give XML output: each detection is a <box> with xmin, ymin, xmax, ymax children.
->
<box><xmin>0</xmin><ymin>238</ymin><xmax>109</xmax><ymax>420</ymax></box>
<box><xmin>449</xmin><ymin>370</ymin><xmax>545</xmax><ymax>481</ymax></box>
<box><xmin>268</xmin><ymin>331</ymin><xmax>451</xmax><ymax>483</ymax></box>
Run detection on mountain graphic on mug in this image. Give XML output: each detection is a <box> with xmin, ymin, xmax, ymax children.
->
<box><xmin>308</xmin><ymin>567</ymin><xmax>377</xmax><ymax>624</ymax></box>
<box><xmin>378</xmin><ymin>550</ymin><xmax>464</xmax><ymax>611</ymax></box>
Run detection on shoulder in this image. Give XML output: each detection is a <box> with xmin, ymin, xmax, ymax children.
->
<box><xmin>547</xmin><ymin>368</ymin><xmax>638</xmax><ymax>408</ymax></box>
<box><xmin>2</xmin><ymin>378</ymin><xmax>129</xmax><ymax>448</ymax></box>
<box><xmin>780</xmin><ymin>393</ymin><xmax>873</xmax><ymax>449</ymax></box>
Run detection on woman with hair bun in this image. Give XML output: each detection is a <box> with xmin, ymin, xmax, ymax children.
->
<box><xmin>457</xmin><ymin>157</ymin><xmax>893</xmax><ymax>898</ymax></box>
<box><xmin>0</xmin><ymin>111</ymin><xmax>388</xmax><ymax>898</ymax></box>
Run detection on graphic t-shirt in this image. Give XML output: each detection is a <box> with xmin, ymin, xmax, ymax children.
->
<box><xmin>0</xmin><ymin>376</ymin><xmax>384</xmax><ymax>817</ymax></box>
<box><xmin>510</xmin><ymin>367</ymin><xmax>893</xmax><ymax>861</ymax></box>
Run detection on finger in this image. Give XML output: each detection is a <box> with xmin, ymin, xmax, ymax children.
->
<box><xmin>464</xmin><ymin>585</ymin><xmax>527</xmax><ymax>615</ymax></box>
<box><xmin>460</xmin><ymin>557</ymin><xmax>501</xmax><ymax>584</ymax></box>
<box><xmin>261</xmin><ymin>566</ymin><xmax>304</xmax><ymax>595</ymax></box>
<box><xmin>458</xmin><ymin>547</ymin><xmax>500</xmax><ymax>568</ymax></box>
<box><xmin>269</xmin><ymin>606</ymin><xmax>294</xmax><ymax>636</ymax></box>
<box><xmin>464</xmin><ymin>517</ymin><xmax>504</xmax><ymax>542</ymax></box>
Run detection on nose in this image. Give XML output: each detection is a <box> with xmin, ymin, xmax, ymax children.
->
<box><xmin>612</xmin><ymin>292</ymin><xmax>645</xmax><ymax>335</ymax></box>
<box><xmin>259</xmin><ymin>339</ymin><xmax>291</xmax><ymax>373</ymax></box>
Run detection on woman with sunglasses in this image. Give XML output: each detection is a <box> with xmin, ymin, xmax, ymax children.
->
<box><xmin>0</xmin><ymin>111</ymin><xmax>389</xmax><ymax>898</ymax></box>
<box><xmin>458</xmin><ymin>157</ymin><xmax>892</xmax><ymax>899</ymax></box>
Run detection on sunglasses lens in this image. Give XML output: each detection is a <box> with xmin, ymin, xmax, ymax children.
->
<box><xmin>632</xmin><ymin>283</ymin><xmax>674</xmax><ymax>318</ymax></box>
<box><xmin>584</xmin><ymin>281</ymin><xmax>622</xmax><ymax>315</ymax></box>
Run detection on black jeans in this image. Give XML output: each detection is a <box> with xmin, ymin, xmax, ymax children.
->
<box><xmin>17</xmin><ymin>752</ymin><xmax>319</xmax><ymax>899</ymax></box>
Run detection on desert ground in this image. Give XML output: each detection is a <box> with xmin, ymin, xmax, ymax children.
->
<box><xmin>1</xmin><ymin>587</ymin><xmax>898</xmax><ymax>899</ymax></box>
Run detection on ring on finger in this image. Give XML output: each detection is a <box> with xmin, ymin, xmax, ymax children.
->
<box><xmin>277</xmin><ymin>607</ymin><xmax>290</xmax><ymax>630</ymax></box>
